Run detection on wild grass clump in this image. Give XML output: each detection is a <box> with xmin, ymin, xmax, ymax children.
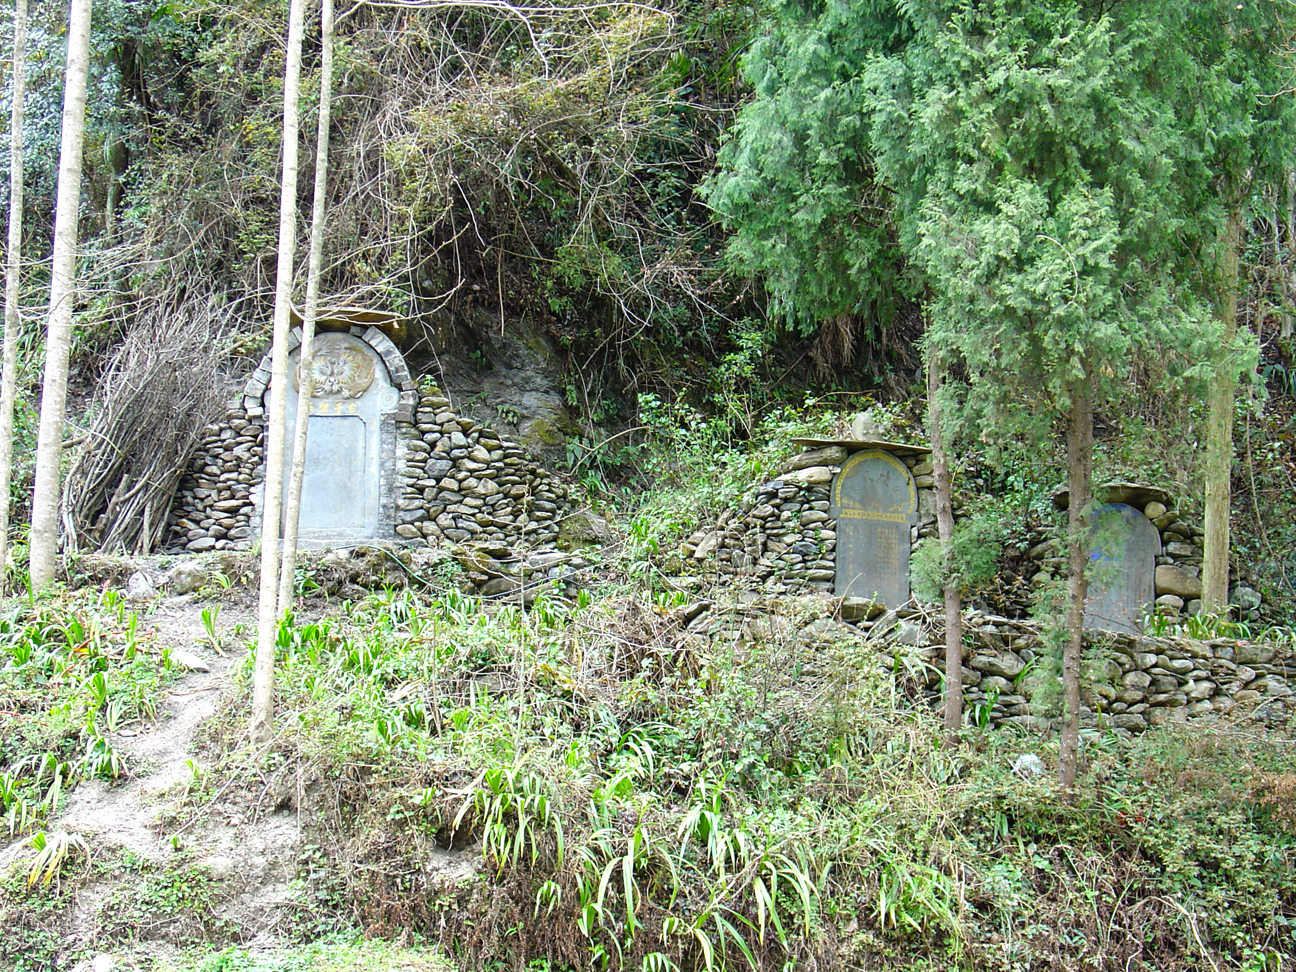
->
<box><xmin>195</xmin><ymin>587</ymin><xmax>1296</xmax><ymax>971</ymax></box>
<box><xmin>0</xmin><ymin>589</ymin><xmax>179</xmax><ymax>835</ymax></box>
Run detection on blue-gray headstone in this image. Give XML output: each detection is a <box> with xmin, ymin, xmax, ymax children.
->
<box><xmin>283</xmin><ymin>332</ymin><xmax>400</xmax><ymax>542</ymax></box>
<box><xmin>829</xmin><ymin>450</ymin><xmax>918</xmax><ymax>609</ymax></box>
<box><xmin>1084</xmin><ymin>502</ymin><xmax>1161</xmax><ymax>634</ymax></box>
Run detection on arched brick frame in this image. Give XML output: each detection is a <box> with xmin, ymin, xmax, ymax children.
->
<box><xmin>239</xmin><ymin>325</ymin><xmax>416</xmax><ymax>423</ymax></box>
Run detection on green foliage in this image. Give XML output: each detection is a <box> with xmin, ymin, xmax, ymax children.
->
<box><xmin>156</xmin><ymin>935</ymin><xmax>450</xmax><ymax>972</ymax></box>
<box><xmin>704</xmin><ymin>0</ymin><xmax>913</xmax><ymax>335</ymax></box>
<box><xmin>98</xmin><ymin>855</ymin><xmax>226</xmax><ymax>945</ymax></box>
<box><xmin>910</xmin><ymin>513</ymin><xmax>1004</xmax><ymax>604</ymax></box>
<box><xmin>868</xmin><ymin>1</ymin><xmax>1222</xmax><ymax>448</ymax></box>
<box><xmin>0</xmin><ymin>591</ymin><xmax>177</xmax><ymax>835</ymax></box>
<box><xmin>181</xmin><ymin>584</ymin><xmax>1296</xmax><ymax>970</ymax></box>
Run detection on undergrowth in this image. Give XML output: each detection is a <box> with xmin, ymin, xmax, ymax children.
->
<box><xmin>0</xmin><ymin>589</ymin><xmax>180</xmax><ymax>835</ymax></box>
<box><xmin>190</xmin><ymin>587</ymin><xmax>1296</xmax><ymax>972</ymax></box>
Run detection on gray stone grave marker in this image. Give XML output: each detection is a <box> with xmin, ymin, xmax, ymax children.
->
<box><xmin>283</xmin><ymin>332</ymin><xmax>400</xmax><ymax>542</ymax></box>
<box><xmin>829</xmin><ymin>449</ymin><xmax>918</xmax><ymax>608</ymax></box>
<box><xmin>1084</xmin><ymin>502</ymin><xmax>1161</xmax><ymax>634</ymax></box>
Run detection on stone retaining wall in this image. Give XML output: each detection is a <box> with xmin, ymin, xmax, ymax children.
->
<box><xmin>397</xmin><ymin>389</ymin><xmax>570</xmax><ymax>545</ymax></box>
<box><xmin>673</xmin><ymin>441</ymin><xmax>1269</xmax><ymax>622</ymax></box>
<box><xmin>683</xmin><ymin>597</ymin><xmax>1293</xmax><ymax>731</ymax></box>
<box><xmin>166</xmin><ymin>328</ymin><xmax>572</xmax><ymax>552</ymax></box>
<box><xmin>679</xmin><ymin>445</ymin><xmax>937</xmax><ymax>596</ymax></box>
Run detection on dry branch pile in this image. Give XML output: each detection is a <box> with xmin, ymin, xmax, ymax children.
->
<box><xmin>62</xmin><ymin>295</ymin><xmax>236</xmax><ymax>555</ymax></box>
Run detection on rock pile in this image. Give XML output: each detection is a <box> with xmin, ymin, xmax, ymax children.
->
<box><xmin>168</xmin><ymin>413</ymin><xmax>262</xmax><ymax>552</ymax></box>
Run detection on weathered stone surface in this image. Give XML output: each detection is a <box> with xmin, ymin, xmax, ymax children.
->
<box><xmin>968</xmin><ymin>652</ymin><xmax>1026</xmax><ymax>680</ymax></box>
<box><xmin>126</xmin><ymin>571</ymin><xmax>156</xmax><ymax>602</ymax></box>
<box><xmin>1122</xmin><ymin>670</ymin><xmax>1152</xmax><ymax>691</ymax></box>
<box><xmin>1112</xmin><ymin>713</ymin><xmax>1149</xmax><ymax>729</ymax></box>
<box><xmin>169</xmin><ymin>649</ymin><xmax>211</xmax><ymax>672</ymax></box>
<box><xmin>1231</xmin><ymin>586</ymin><xmax>1262</xmax><ymax>611</ymax></box>
<box><xmin>1084</xmin><ymin>503</ymin><xmax>1160</xmax><ymax>635</ymax></box>
<box><xmin>557</xmin><ymin>510</ymin><xmax>611</xmax><ymax>551</ymax></box>
<box><xmin>480</xmin><ymin>576</ymin><xmax>522</xmax><ymax>598</ymax></box>
<box><xmin>781</xmin><ymin>446</ymin><xmax>847</xmax><ymax>472</ymax></box>
<box><xmin>787</xmin><ymin>465</ymin><xmax>833</xmax><ymax>484</ymax></box>
<box><xmin>163</xmin><ymin>560</ymin><xmax>208</xmax><ymax>595</ymax></box>
<box><xmin>838</xmin><ymin>597</ymin><xmax>884</xmax><ymax>621</ymax></box>
<box><xmin>1156</xmin><ymin>565</ymin><xmax>1202</xmax><ymax>599</ymax></box>
<box><xmin>830</xmin><ymin>450</ymin><xmax>917</xmax><ymax>609</ymax></box>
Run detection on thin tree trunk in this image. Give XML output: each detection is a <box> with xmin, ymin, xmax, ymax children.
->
<box><xmin>1202</xmin><ymin>208</ymin><xmax>1243</xmax><ymax>613</ymax></box>
<box><xmin>0</xmin><ymin>0</ymin><xmax>29</xmax><ymax>592</ymax></box>
<box><xmin>251</xmin><ymin>0</ymin><xmax>307</xmax><ymax>748</ymax></box>
<box><xmin>29</xmin><ymin>0</ymin><xmax>92</xmax><ymax>592</ymax></box>
<box><xmin>1058</xmin><ymin>381</ymin><xmax>1093</xmax><ymax>792</ymax></box>
<box><xmin>928</xmin><ymin>352</ymin><xmax>963</xmax><ymax>745</ymax></box>
<box><xmin>278</xmin><ymin>0</ymin><xmax>335</xmax><ymax>618</ymax></box>
<box><xmin>1285</xmin><ymin>170</ymin><xmax>1294</xmax><ymax>342</ymax></box>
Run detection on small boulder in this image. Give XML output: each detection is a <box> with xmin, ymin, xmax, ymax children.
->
<box><xmin>1230</xmin><ymin>586</ymin><xmax>1262</xmax><ymax>612</ymax></box>
<box><xmin>126</xmin><ymin>571</ymin><xmax>156</xmax><ymax>603</ymax></box>
<box><xmin>480</xmin><ymin>576</ymin><xmax>523</xmax><ymax>599</ymax></box>
<box><xmin>968</xmin><ymin>651</ymin><xmax>1025</xmax><ymax>680</ymax></box>
<box><xmin>1155</xmin><ymin>565</ymin><xmax>1202</xmax><ymax>599</ymax></box>
<box><xmin>556</xmin><ymin>510</ymin><xmax>612</xmax><ymax>551</ymax></box>
<box><xmin>786</xmin><ymin>465</ymin><xmax>834</xmax><ymax>484</ymax></box>
<box><xmin>162</xmin><ymin>560</ymin><xmax>208</xmax><ymax>595</ymax></box>
<box><xmin>781</xmin><ymin>445</ymin><xmax>847</xmax><ymax>473</ymax></box>
<box><xmin>169</xmin><ymin>649</ymin><xmax>210</xmax><ymax>672</ymax></box>
<box><xmin>1012</xmin><ymin>754</ymin><xmax>1045</xmax><ymax>779</ymax></box>
<box><xmin>838</xmin><ymin>597</ymin><xmax>884</xmax><ymax>622</ymax></box>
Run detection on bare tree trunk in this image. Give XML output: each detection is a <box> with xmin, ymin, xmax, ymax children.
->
<box><xmin>928</xmin><ymin>352</ymin><xmax>963</xmax><ymax>745</ymax></box>
<box><xmin>1058</xmin><ymin>381</ymin><xmax>1093</xmax><ymax>792</ymax></box>
<box><xmin>29</xmin><ymin>0</ymin><xmax>92</xmax><ymax>592</ymax></box>
<box><xmin>251</xmin><ymin>0</ymin><xmax>307</xmax><ymax>748</ymax></box>
<box><xmin>278</xmin><ymin>0</ymin><xmax>335</xmax><ymax>618</ymax></box>
<box><xmin>1285</xmin><ymin>171</ymin><xmax>1295</xmax><ymax>342</ymax></box>
<box><xmin>0</xmin><ymin>0</ymin><xmax>29</xmax><ymax>592</ymax></box>
<box><xmin>1202</xmin><ymin>208</ymin><xmax>1243</xmax><ymax>613</ymax></box>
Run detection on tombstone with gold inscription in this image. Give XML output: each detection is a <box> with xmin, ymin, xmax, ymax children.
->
<box><xmin>829</xmin><ymin>449</ymin><xmax>919</xmax><ymax>608</ymax></box>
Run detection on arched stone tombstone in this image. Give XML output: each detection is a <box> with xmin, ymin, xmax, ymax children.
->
<box><xmin>280</xmin><ymin>331</ymin><xmax>402</xmax><ymax>543</ymax></box>
<box><xmin>1084</xmin><ymin>502</ymin><xmax>1161</xmax><ymax>634</ymax></box>
<box><xmin>829</xmin><ymin>449</ymin><xmax>918</xmax><ymax>608</ymax></box>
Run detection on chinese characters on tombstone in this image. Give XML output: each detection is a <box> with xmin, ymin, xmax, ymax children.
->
<box><xmin>830</xmin><ymin>450</ymin><xmax>918</xmax><ymax>609</ymax></box>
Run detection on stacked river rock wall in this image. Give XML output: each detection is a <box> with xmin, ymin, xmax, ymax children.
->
<box><xmin>167</xmin><ymin>328</ymin><xmax>571</xmax><ymax>552</ymax></box>
<box><xmin>397</xmin><ymin>388</ymin><xmax>569</xmax><ymax>545</ymax></box>
<box><xmin>680</xmin><ymin>445</ymin><xmax>937</xmax><ymax>595</ymax></box>
<box><xmin>682</xmin><ymin>597</ymin><xmax>1293</xmax><ymax>732</ymax></box>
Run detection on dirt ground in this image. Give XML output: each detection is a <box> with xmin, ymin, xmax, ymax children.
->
<box><xmin>0</xmin><ymin>590</ymin><xmax>310</xmax><ymax>962</ymax></box>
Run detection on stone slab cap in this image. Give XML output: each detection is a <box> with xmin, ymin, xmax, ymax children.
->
<box><xmin>790</xmin><ymin>437</ymin><xmax>932</xmax><ymax>460</ymax></box>
<box><xmin>1053</xmin><ymin>482</ymin><xmax>1173</xmax><ymax>512</ymax></box>
<box><xmin>291</xmin><ymin>304</ymin><xmax>407</xmax><ymax>344</ymax></box>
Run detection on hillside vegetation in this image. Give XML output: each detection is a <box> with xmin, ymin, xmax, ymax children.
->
<box><xmin>3</xmin><ymin>0</ymin><xmax>1296</xmax><ymax>969</ymax></box>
